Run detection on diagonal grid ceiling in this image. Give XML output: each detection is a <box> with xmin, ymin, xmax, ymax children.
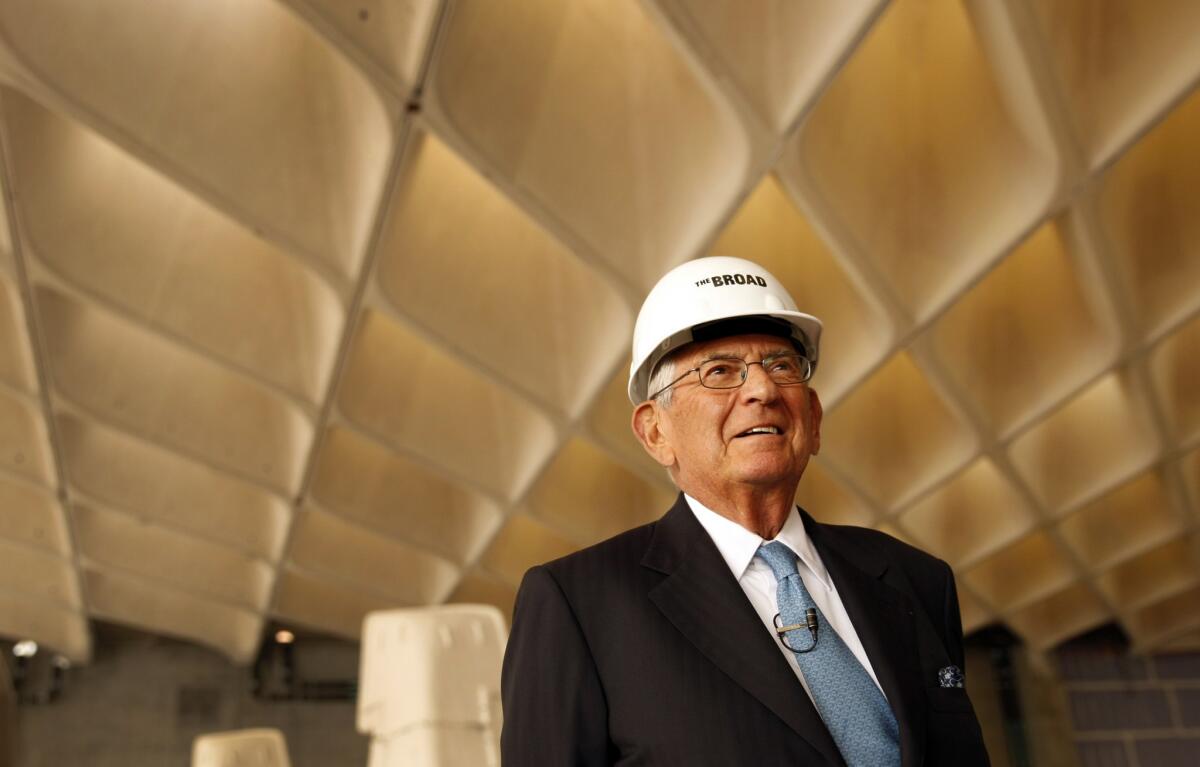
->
<box><xmin>0</xmin><ymin>0</ymin><xmax>1197</xmax><ymax>665</ymax></box>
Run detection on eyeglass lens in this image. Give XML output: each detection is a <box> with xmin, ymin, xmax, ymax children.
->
<box><xmin>698</xmin><ymin>354</ymin><xmax>811</xmax><ymax>390</ymax></box>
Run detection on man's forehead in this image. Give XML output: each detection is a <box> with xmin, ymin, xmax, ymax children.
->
<box><xmin>676</xmin><ymin>333</ymin><xmax>798</xmax><ymax>364</ymax></box>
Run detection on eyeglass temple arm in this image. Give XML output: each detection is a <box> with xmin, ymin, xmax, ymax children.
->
<box><xmin>775</xmin><ymin>608</ymin><xmax>819</xmax><ymax>642</ymax></box>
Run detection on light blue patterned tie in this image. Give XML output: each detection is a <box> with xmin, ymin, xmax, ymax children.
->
<box><xmin>757</xmin><ymin>541</ymin><xmax>901</xmax><ymax>767</ymax></box>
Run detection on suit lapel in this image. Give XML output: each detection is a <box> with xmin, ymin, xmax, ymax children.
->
<box><xmin>805</xmin><ymin>512</ymin><xmax>928</xmax><ymax>767</ymax></box>
<box><xmin>643</xmin><ymin>497</ymin><xmax>845</xmax><ymax>766</ymax></box>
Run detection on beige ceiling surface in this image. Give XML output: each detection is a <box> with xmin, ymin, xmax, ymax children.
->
<box><xmin>0</xmin><ymin>0</ymin><xmax>1196</xmax><ymax>664</ymax></box>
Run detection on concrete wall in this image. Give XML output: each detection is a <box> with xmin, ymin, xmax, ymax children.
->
<box><xmin>13</xmin><ymin>619</ymin><xmax>1197</xmax><ymax>767</ymax></box>
<box><xmin>965</xmin><ymin>630</ymin><xmax>1200</xmax><ymax>767</ymax></box>
<box><xmin>11</xmin><ymin>626</ymin><xmax>367</xmax><ymax>767</ymax></box>
<box><xmin>966</xmin><ymin>637</ymin><xmax>1083</xmax><ymax>767</ymax></box>
<box><xmin>1058</xmin><ymin>643</ymin><xmax>1200</xmax><ymax>767</ymax></box>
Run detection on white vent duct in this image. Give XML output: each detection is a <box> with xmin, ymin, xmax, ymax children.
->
<box><xmin>358</xmin><ymin>605</ymin><xmax>505</xmax><ymax>766</ymax></box>
<box><xmin>192</xmin><ymin>728</ymin><xmax>292</xmax><ymax>767</ymax></box>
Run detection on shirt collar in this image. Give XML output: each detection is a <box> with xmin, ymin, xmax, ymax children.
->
<box><xmin>685</xmin><ymin>494</ymin><xmax>833</xmax><ymax>591</ymax></box>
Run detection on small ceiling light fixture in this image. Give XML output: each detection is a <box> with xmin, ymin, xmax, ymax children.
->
<box><xmin>13</xmin><ymin>640</ymin><xmax>38</xmax><ymax>658</ymax></box>
<box><xmin>274</xmin><ymin>629</ymin><xmax>295</xmax><ymax>645</ymax></box>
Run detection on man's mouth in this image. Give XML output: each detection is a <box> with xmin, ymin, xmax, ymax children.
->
<box><xmin>735</xmin><ymin>426</ymin><xmax>782</xmax><ymax>438</ymax></box>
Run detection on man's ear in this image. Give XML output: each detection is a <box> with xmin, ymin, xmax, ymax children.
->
<box><xmin>808</xmin><ymin>388</ymin><xmax>823</xmax><ymax>456</ymax></box>
<box><xmin>632</xmin><ymin>401</ymin><xmax>676</xmax><ymax>468</ymax></box>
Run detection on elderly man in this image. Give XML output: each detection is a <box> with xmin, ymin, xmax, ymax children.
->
<box><xmin>501</xmin><ymin>257</ymin><xmax>989</xmax><ymax>766</ymax></box>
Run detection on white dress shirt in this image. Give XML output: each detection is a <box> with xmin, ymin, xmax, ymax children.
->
<box><xmin>685</xmin><ymin>494</ymin><xmax>886</xmax><ymax>704</ymax></box>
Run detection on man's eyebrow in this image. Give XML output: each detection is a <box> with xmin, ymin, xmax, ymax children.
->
<box><xmin>696</xmin><ymin>348</ymin><xmax>794</xmax><ymax>363</ymax></box>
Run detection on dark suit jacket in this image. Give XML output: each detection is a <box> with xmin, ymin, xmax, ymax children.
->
<box><xmin>501</xmin><ymin>495</ymin><xmax>990</xmax><ymax>766</ymax></box>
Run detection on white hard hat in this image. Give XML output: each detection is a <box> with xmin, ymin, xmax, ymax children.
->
<box><xmin>627</xmin><ymin>256</ymin><xmax>822</xmax><ymax>404</ymax></box>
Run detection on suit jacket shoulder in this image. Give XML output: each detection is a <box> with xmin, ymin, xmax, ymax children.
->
<box><xmin>806</xmin><ymin>519</ymin><xmax>966</xmax><ymax>661</ymax></box>
<box><xmin>816</xmin><ymin>520</ymin><xmax>951</xmax><ymax>580</ymax></box>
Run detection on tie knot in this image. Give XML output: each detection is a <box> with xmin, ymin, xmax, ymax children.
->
<box><xmin>756</xmin><ymin>541</ymin><xmax>799</xmax><ymax>581</ymax></box>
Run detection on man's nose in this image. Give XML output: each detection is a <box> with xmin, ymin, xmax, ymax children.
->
<box><xmin>739</xmin><ymin>361</ymin><xmax>780</xmax><ymax>402</ymax></box>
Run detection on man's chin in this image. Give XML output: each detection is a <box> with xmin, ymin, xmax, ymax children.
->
<box><xmin>729</xmin><ymin>459</ymin><xmax>801</xmax><ymax>488</ymax></box>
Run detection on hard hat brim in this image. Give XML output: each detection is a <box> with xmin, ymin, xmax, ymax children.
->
<box><xmin>627</xmin><ymin>309</ymin><xmax>822</xmax><ymax>404</ymax></box>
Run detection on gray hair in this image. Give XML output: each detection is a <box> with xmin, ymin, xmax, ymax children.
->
<box><xmin>646</xmin><ymin>355</ymin><xmax>678</xmax><ymax>407</ymax></box>
<box><xmin>644</xmin><ymin>355</ymin><xmax>682</xmax><ymax>487</ymax></box>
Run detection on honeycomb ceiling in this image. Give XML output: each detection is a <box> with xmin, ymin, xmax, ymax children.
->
<box><xmin>0</xmin><ymin>0</ymin><xmax>1197</xmax><ymax>666</ymax></box>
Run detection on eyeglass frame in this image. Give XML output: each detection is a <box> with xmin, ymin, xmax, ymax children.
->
<box><xmin>647</xmin><ymin>352</ymin><xmax>814</xmax><ymax>401</ymax></box>
<box><xmin>774</xmin><ymin>610</ymin><xmax>819</xmax><ymax>654</ymax></box>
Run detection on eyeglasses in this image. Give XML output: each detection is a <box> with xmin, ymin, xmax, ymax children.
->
<box><xmin>649</xmin><ymin>353</ymin><xmax>813</xmax><ymax>401</ymax></box>
<box><xmin>774</xmin><ymin>608</ymin><xmax>819</xmax><ymax>654</ymax></box>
